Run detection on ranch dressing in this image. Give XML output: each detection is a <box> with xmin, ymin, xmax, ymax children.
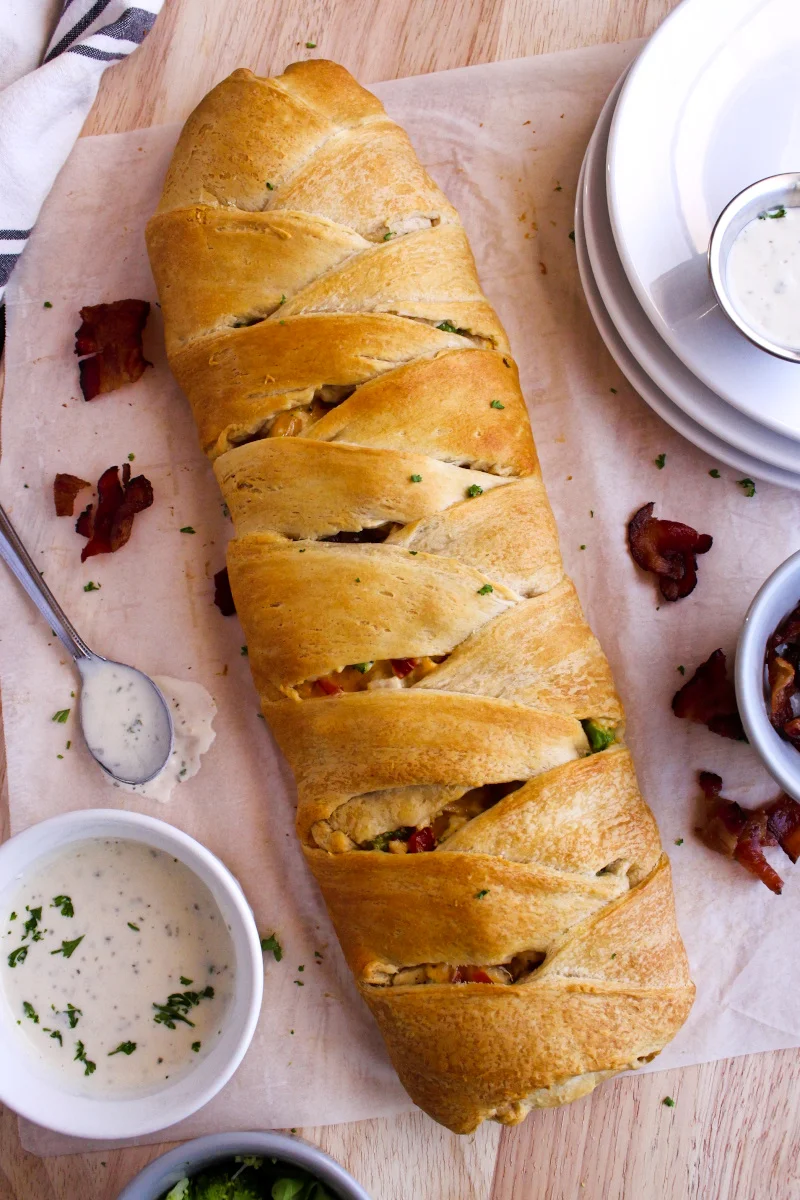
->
<box><xmin>0</xmin><ymin>839</ymin><xmax>234</xmax><ymax>1095</ymax></box>
<box><xmin>115</xmin><ymin>676</ymin><xmax>217</xmax><ymax>804</ymax></box>
<box><xmin>79</xmin><ymin>660</ymin><xmax>172</xmax><ymax>783</ymax></box>
<box><xmin>726</xmin><ymin>206</ymin><xmax>800</xmax><ymax>348</ymax></box>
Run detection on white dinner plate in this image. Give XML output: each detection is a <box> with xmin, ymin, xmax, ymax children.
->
<box><xmin>575</xmin><ymin>153</ymin><xmax>800</xmax><ymax>490</ymax></box>
<box><xmin>584</xmin><ymin>70</ymin><xmax>800</xmax><ymax>474</ymax></box>
<box><xmin>607</xmin><ymin>0</ymin><xmax>800</xmax><ymax>443</ymax></box>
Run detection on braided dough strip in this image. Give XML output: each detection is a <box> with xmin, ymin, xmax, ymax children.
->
<box><xmin>146</xmin><ymin>59</ymin><xmax>694</xmax><ymax>1134</ymax></box>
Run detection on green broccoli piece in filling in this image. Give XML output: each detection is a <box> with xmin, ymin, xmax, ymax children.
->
<box><xmin>581</xmin><ymin>718</ymin><xmax>616</xmax><ymax>753</ymax></box>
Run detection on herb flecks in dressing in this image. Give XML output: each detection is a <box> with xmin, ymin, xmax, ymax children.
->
<box><xmin>0</xmin><ymin>839</ymin><xmax>233</xmax><ymax>1095</ymax></box>
<box><xmin>726</xmin><ymin>206</ymin><xmax>800</xmax><ymax>348</ymax></box>
<box><xmin>113</xmin><ymin>676</ymin><xmax>216</xmax><ymax>804</ymax></box>
<box><xmin>78</xmin><ymin>660</ymin><xmax>172</xmax><ymax>783</ymax></box>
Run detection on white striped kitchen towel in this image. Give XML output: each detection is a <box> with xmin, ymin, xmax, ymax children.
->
<box><xmin>0</xmin><ymin>0</ymin><xmax>163</xmax><ymax>305</ymax></box>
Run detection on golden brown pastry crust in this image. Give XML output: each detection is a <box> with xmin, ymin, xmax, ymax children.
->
<box><xmin>146</xmin><ymin>59</ymin><xmax>694</xmax><ymax>1134</ymax></box>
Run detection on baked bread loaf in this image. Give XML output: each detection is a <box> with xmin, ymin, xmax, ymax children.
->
<box><xmin>146</xmin><ymin>60</ymin><xmax>695</xmax><ymax>1134</ymax></box>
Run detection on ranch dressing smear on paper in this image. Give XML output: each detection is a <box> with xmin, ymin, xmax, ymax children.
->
<box><xmin>726</xmin><ymin>205</ymin><xmax>800</xmax><ymax>348</ymax></box>
<box><xmin>0</xmin><ymin>839</ymin><xmax>234</xmax><ymax>1094</ymax></box>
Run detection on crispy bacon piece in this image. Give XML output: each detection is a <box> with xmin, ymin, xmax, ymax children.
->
<box><xmin>391</xmin><ymin>657</ymin><xmax>419</xmax><ymax>679</ymax></box>
<box><xmin>75</xmin><ymin>463</ymin><xmax>153</xmax><ymax>561</ymax></box>
<box><xmin>672</xmin><ymin>650</ymin><xmax>746</xmax><ymax>741</ymax></box>
<box><xmin>53</xmin><ymin>473</ymin><xmax>90</xmax><ymax>517</ymax></box>
<box><xmin>407</xmin><ymin>826</ymin><xmax>437</xmax><ymax>853</ymax></box>
<box><xmin>316</xmin><ymin>676</ymin><xmax>344</xmax><ymax>697</ymax></box>
<box><xmin>213</xmin><ymin>567</ymin><xmax>236</xmax><ymax>616</ymax></box>
<box><xmin>765</xmin><ymin>794</ymin><xmax>800</xmax><ymax>863</ymax></box>
<box><xmin>628</xmin><ymin>502</ymin><xmax>712</xmax><ymax>601</ymax></box>
<box><xmin>768</xmin><ymin>655</ymin><xmax>796</xmax><ymax>728</ymax></box>
<box><xmin>733</xmin><ymin>812</ymin><xmax>784</xmax><ymax>895</ymax></box>
<box><xmin>453</xmin><ymin>966</ymin><xmax>494</xmax><ymax>984</ymax></box>
<box><xmin>74</xmin><ymin>299</ymin><xmax>151</xmax><ymax>400</ymax></box>
<box><xmin>696</xmin><ymin>771</ymin><xmax>800</xmax><ymax>892</ymax></box>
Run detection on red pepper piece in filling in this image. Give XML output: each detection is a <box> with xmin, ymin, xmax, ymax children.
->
<box><xmin>391</xmin><ymin>657</ymin><xmax>419</xmax><ymax>679</ymax></box>
<box><xmin>407</xmin><ymin>826</ymin><xmax>436</xmax><ymax>853</ymax></box>
<box><xmin>453</xmin><ymin>966</ymin><xmax>494</xmax><ymax>984</ymax></box>
<box><xmin>316</xmin><ymin>676</ymin><xmax>343</xmax><ymax>697</ymax></box>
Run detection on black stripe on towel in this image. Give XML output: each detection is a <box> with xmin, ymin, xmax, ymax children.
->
<box><xmin>0</xmin><ymin>229</ymin><xmax>32</xmax><ymax>240</ymax></box>
<box><xmin>68</xmin><ymin>43</ymin><xmax>126</xmax><ymax>61</ymax></box>
<box><xmin>0</xmin><ymin>254</ymin><xmax>22</xmax><ymax>286</ymax></box>
<box><xmin>93</xmin><ymin>7</ymin><xmax>157</xmax><ymax>42</ymax></box>
<box><xmin>44</xmin><ymin>0</ymin><xmax>114</xmax><ymax>61</ymax></box>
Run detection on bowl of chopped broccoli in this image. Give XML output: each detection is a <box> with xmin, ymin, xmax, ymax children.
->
<box><xmin>117</xmin><ymin>1131</ymin><xmax>372</xmax><ymax>1200</ymax></box>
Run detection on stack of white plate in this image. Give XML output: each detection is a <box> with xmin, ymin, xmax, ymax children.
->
<box><xmin>575</xmin><ymin>0</ymin><xmax>800</xmax><ymax>489</ymax></box>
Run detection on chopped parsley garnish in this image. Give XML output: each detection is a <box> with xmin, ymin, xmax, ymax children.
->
<box><xmin>466</xmin><ymin>484</ymin><xmax>483</xmax><ymax>498</ymax></box>
<box><xmin>502</xmin><ymin>357</ymin><xmax>511</xmax><ymax>367</ymax></box>
<box><xmin>127</xmin><ymin>452</ymin><xmax>135</xmax><ymax>461</ymax></box>
<box><xmin>474</xmin><ymin>889</ymin><xmax>490</xmax><ymax>900</ymax></box>
<box><xmin>737</xmin><ymin>477</ymin><xmax>756</xmax><ymax>497</ymax></box>
<box><xmin>8</xmin><ymin>946</ymin><xmax>28</xmax><ymax>968</ymax></box>
<box><xmin>709</xmin><ymin>468</ymin><xmax>720</xmax><ymax>478</ymax></box>
<box><xmin>579</xmin><ymin>544</ymin><xmax>586</xmax><ymax>550</ymax></box>
<box><xmin>279</xmin><ymin>294</ymin><xmax>287</xmax><ymax>305</ymax></box>
<box><xmin>180</xmin><ymin>976</ymin><xmax>193</xmax><ymax>986</ymax></box>
<box><xmin>382</xmin><ymin>230</ymin><xmax>395</xmax><ymax>240</ymax></box>
<box><xmin>83</xmin><ymin>581</ymin><xmax>101</xmax><ymax>591</ymax></box>
<box><xmin>43</xmin><ymin>301</ymin><xmax>53</xmax><ymax>308</ymax></box>
<box><xmin>674</xmin><ymin>838</ymin><xmax>684</xmax><ymax>846</ymax></box>
<box><xmin>45</xmin><ymin>1028</ymin><xmax>63</xmax><ymax>1045</ymax></box>
<box><xmin>127</xmin><ymin>922</ymin><xmax>140</xmax><ymax>931</ymax></box>
<box><xmin>108</xmin><ymin>1041</ymin><xmax>136</xmax><ymax>1056</ymax></box>
<box><xmin>352</xmin><ymin>662</ymin><xmax>373</xmax><ymax>673</ymax></box>
<box><xmin>23</xmin><ymin>905</ymin><xmax>43</xmax><ymax>939</ymax></box>
<box><xmin>22</xmin><ymin>1001</ymin><xmax>39</xmax><ymax>1023</ymax></box>
<box><xmin>9</xmin><ymin>912</ymin><xmax>16</xmax><ymax>921</ymax></box>
<box><xmin>759</xmin><ymin>206</ymin><xmax>786</xmax><ymax>219</ymax></box>
<box><xmin>436</xmin><ymin>320</ymin><xmax>459</xmax><ymax>333</ymax></box>
<box><xmin>677</xmin><ymin>665</ymin><xmax>685</xmax><ymax>675</ymax></box>
<box><xmin>64</xmin><ymin>1003</ymin><xmax>81</xmax><ymax>1029</ymax></box>
<box><xmin>490</xmin><ymin>399</ymin><xmax>505</xmax><ymax>409</ymax></box>
<box><xmin>52</xmin><ymin>895</ymin><xmax>74</xmax><ymax>918</ymax></box>
<box><xmin>260</xmin><ymin>933</ymin><xmax>283</xmax><ymax>962</ymax></box>
<box><xmin>610</xmin><ymin>387</ymin><xmax>618</xmax><ymax>393</ymax></box>
<box><xmin>152</xmin><ymin>986</ymin><xmax>214</xmax><ymax>1029</ymax></box>
<box><xmin>662</xmin><ymin>1096</ymin><xmax>676</xmax><ymax>1107</ymax></box>
<box><xmin>50</xmin><ymin>935</ymin><xmax>84</xmax><ymax>959</ymax></box>
<box><xmin>305</xmin><ymin>40</ymin><xmax>317</xmax><ymax>48</ymax></box>
<box><xmin>265</xmin><ymin>181</ymin><xmax>275</xmax><ymax>190</ymax></box>
<box><xmin>74</xmin><ymin>1041</ymin><xmax>96</xmax><ymax>1076</ymax></box>
<box><xmin>654</xmin><ymin>453</ymin><xmax>666</xmax><ymax>469</ymax></box>
<box><xmin>294</xmin><ymin>979</ymin><xmax>304</xmax><ymax>986</ymax></box>
<box><xmin>191</xmin><ymin>1041</ymin><xmax>201</xmax><ymax>1052</ymax></box>
<box><xmin>568</xmin><ymin>230</ymin><xmax>575</xmax><ymax>241</ymax></box>
<box><xmin>179</xmin><ymin>526</ymin><xmax>196</xmax><ymax>534</ymax></box>
<box><xmin>241</xmin><ymin>645</ymin><xmax>249</xmax><ymax>656</ymax></box>
<box><xmin>410</xmin><ymin>474</ymin><xmax>422</xmax><ymax>483</ymax></box>
<box><xmin>477</xmin><ymin>584</ymin><xmax>493</xmax><ymax>595</ymax></box>
<box><xmin>52</xmin><ymin>709</ymin><xmax>70</xmax><ymax>723</ymax></box>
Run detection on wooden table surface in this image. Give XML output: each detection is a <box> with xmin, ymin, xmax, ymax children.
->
<box><xmin>2</xmin><ymin>1</ymin><xmax>799</xmax><ymax>1197</ymax></box>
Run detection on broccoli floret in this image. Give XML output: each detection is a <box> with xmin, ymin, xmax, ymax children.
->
<box><xmin>581</xmin><ymin>718</ymin><xmax>616</xmax><ymax>753</ymax></box>
<box><xmin>164</xmin><ymin>1182</ymin><xmax>190</xmax><ymax>1200</ymax></box>
<box><xmin>189</xmin><ymin>1171</ymin><xmax>261</xmax><ymax>1200</ymax></box>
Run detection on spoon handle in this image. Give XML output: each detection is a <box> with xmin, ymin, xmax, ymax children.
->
<box><xmin>0</xmin><ymin>504</ymin><xmax>92</xmax><ymax>661</ymax></box>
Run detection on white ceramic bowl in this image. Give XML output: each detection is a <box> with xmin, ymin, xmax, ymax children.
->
<box><xmin>0</xmin><ymin>810</ymin><xmax>263</xmax><ymax>1140</ymax></box>
<box><xmin>736</xmin><ymin>549</ymin><xmax>800</xmax><ymax>802</ymax></box>
<box><xmin>117</xmin><ymin>1131</ymin><xmax>373</xmax><ymax>1200</ymax></box>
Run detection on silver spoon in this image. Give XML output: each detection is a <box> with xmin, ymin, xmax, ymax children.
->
<box><xmin>0</xmin><ymin>503</ymin><xmax>173</xmax><ymax>786</ymax></box>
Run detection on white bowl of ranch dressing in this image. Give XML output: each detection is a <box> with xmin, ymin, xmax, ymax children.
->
<box><xmin>0</xmin><ymin>810</ymin><xmax>263</xmax><ymax>1139</ymax></box>
<box><xmin>709</xmin><ymin>173</ymin><xmax>800</xmax><ymax>364</ymax></box>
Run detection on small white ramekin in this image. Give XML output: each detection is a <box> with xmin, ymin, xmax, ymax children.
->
<box><xmin>736</xmin><ymin>548</ymin><xmax>800</xmax><ymax>802</ymax></box>
<box><xmin>0</xmin><ymin>809</ymin><xmax>263</xmax><ymax>1140</ymax></box>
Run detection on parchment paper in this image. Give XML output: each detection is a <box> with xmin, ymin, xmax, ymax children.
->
<box><xmin>3</xmin><ymin>40</ymin><xmax>800</xmax><ymax>1157</ymax></box>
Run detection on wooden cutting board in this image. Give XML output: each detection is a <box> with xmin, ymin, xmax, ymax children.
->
<box><xmin>1</xmin><ymin>0</ymin><xmax>798</xmax><ymax>1197</ymax></box>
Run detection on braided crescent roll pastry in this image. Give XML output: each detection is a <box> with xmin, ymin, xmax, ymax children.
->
<box><xmin>146</xmin><ymin>60</ymin><xmax>694</xmax><ymax>1134</ymax></box>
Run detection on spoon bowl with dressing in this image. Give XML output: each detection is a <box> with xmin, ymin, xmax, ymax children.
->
<box><xmin>0</xmin><ymin>503</ymin><xmax>173</xmax><ymax>785</ymax></box>
<box><xmin>709</xmin><ymin>172</ymin><xmax>800</xmax><ymax>364</ymax></box>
